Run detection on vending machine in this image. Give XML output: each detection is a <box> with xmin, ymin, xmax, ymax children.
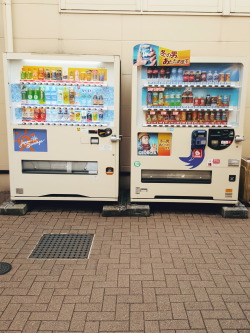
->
<box><xmin>130</xmin><ymin>44</ymin><xmax>247</xmax><ymax>204</ymax></box>
<box><xmin>3</xmin><ymin>53</ymin><xmax>120</xmax><ymax>201</ymax></box>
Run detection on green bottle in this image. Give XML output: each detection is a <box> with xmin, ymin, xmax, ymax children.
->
<box><xmin>39</xmin><ymin>86</ymin><xmax>45</xmax><ymax>104</ymax></box>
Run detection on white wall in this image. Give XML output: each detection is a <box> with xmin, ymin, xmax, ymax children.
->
<box><xmin>1</xmin><ymin>1</ymin><xmax>250</xmax><ymax>190</ymax></box>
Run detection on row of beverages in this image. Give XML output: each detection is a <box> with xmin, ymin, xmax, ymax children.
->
<box><xmin>20</xmin><ymin>66</ymin><xmax>107</xmax><ymax>82</ymax></box>
<box><xmin>21</xmin><ymin>107</ymin><xmax>104</xmax><ymax>123</ymax></box>
<box><xmin>146</xmin><ymin>67</ymin><xmax>231</xmax><ymax>83</ymax></box>
<box><xmin>146</xmin><ymin>89</ymin><xmax>230</xmax><ymax>108</ymax></box>
<box><xmin>146</xmin><ymin>110</ymin><xmax>228</xmax><ymax>124</ymax></box>
<box><xmin>21</xmin><ymin>85</ymin><xmax>104</xmax><ymax>106</ymax></box>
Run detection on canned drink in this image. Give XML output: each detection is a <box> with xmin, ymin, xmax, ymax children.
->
<box><xmin>139</xmin><ymin>44</ymin><xmax>151</xmax><ymax>65</ymax></box>
<box><xmin>215</xmin><ymin>111</ymin><xmax>221</xmax><ymax>121</ymax></box>
<box><xmin>198</xmin><ymin>111</ymin><xmax>203</xmax><ymax>122</ymax></box>
<box><xmin>52</xmin><ymin>70</ymin><xmax>57</xmax><ymax>80</ymax></box>
<box><xmin>180</xmin><ymin>111</ymin><xmax>186</xmax><ymax>122</ymax></box>
<box><xmin>45</xmin><ymin>69</ymin><xmax>51</xmax><ymax>80</ymax></box>
<box><xmin>186</xmin><ymin>111</ymin><xmax>192</xmax><ymax>121</ymax></box>
<box><xmin>158</xmin><ymin>112</ymin><xmax>164</xmax><ymax>123</ymax></box>
<box><xmin>192</xmin><ymin>111</ymin><xmax>198</xmax><ymax>122</ymax></box>
<box><xmin>146</xmin><ymin>112</ymin><xmax>151</xmax><ymax>123</ymax></box>
<box><xmin>80</xmin><ymin>72</ymin><xmax>86</xmax><ymax>81</ymax></box>
<box><xmin>217</xmin><ymin>95</ymin><xmax>222</xmax><ymax>106</ymax></box>
<box><xmin>219</xmin><ymin>73</ymin><xmax>225</xmax><ymax>83</ymax></box>
<box><xmin>56</xmin><ymin>69</ymin><xmax>62</xmax><ymax>81</ymax></box>
<box><xmin>210</xmin><ymin>111</ymin><xmax>215</xmax><ymax>122</ymax></box>
<box><xmin>225</xmin><ymin>73</ymin><xmax>231</xmax><ymax>82</ymax></box>
<box><xmin>204</xmin><ymin>111</ymin><xmax>209</xmax><ymax>122</ymax></box>
<box><xmin>74</xmin><ymin>70</ymin><xmax>80</xmax><ymax>81</ymax></box>
<box><xmin>221</xmin><ymin>111</ymin><xmax>227</xmax><ymax>122</ymax></box>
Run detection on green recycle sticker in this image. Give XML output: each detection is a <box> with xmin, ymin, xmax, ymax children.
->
<box><xmin>134</xmin><ymin>161</ymin><xmax>141</xmax><ymax>167</ymax></box>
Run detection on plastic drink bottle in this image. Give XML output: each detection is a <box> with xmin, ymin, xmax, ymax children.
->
<box><xmin>175</xmin><ymin>89</ymin><xmax>182</xmax><ymax>106</ymax></box>
<box><xmin>27</xmin><ymin>86</ymin><xmax>34</xmax><ymax>105</ymax></box>
<box><xmin>69</xmin><ymin>87</ymin><xmax>75</xmax><ymax>105</ymax></box>
<box><xmin>207</xmin><ymin>71</ymin><xmax>213</xmax><ymax>83</ymax></box>
<box><xmin>213</xmin><ymin>71</ymin><xmax>219</xmax><ymax>83</ymax></box>
<box><xmin>98</xmin><ymin>94</ymin><xmax>104</xmax><ymax>106</ymax></box>
<box><xmin>63</xmin><ymin>87</ymin><xmax>69</xmax><ymax>105</ymax></box>
<box><xmin>63</xmin><ymin>108</ymin><xmax>69</xmax><ymax>122</ymax></box>
<box><xmin>33</xmin><ymin>87</ymin><xmax>40</xmax><ymax>104</ymax></box>
<box><xmin>45</xmin><ymin>86</ymin><xmax>52</xmax><ymax>105</ymax></box>
<box><xmin>51</xmin><ymin>86</ymin><xmax>57</xmax><ymax>105</ymax></box>
<box><xmin>69</xmin><ymin>109</ymin><xmax>75</xmax><ymax>121</ymax></box>
<box><xmin>21</xmin><ymin>85</ymin><xmax>27</xmax><ymax>104</ymax></box>
<box><xmin>57</xmin><ymin>87</ymin><xmax>63</xmax><ymax>105</ymax></box>
<box><xmin>39</xmin><ymin>86</ymin><xmax>45</xmax><ymax>104</ymax></box>
<box><xmin>170</xmin><ymin>68</ymin><xmax>177</xmax><ymax>82</ymax></box>
<box><xmin>87</xmin><ymin>110</ymin><xmax>92</xmax><ymax>121</ymax></box>
<box><xmin>177</xmin><ymin>68</ymin><xmax>183</xmax><ymax>82</ymax></box>
<box><xmin>40</xmin><ymin>108</ymin><xmax>46</xmax><ymax>122</ymax></box>
<box><xmin>74</xmin><ymin>109</ymin><xmax>81</xmax><ymax>122</ymax></box>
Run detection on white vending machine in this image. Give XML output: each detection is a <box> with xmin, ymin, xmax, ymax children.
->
<box><xmin>131</xmin><ymin>44</ymin><xmax>247</xmax><ymax>204</ymax></box>
<box><xmin>3</xmin><ymin>53</ymin><xmax>120</xmax><ymax>201</ymax></box>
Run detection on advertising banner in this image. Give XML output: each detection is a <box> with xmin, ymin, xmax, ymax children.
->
<box><xmin>14</xmin><ymin>129</ymin><xmax>48</xmax><ymax>152</ymax></box>
<box><xmin>137</xmin><ymin>132</ymin><xmax>172</xmax><ymax>156</ymax></box>
<box><xmin>133</xmin><ymin>44</ymin><xmax>190</xmax><ymax>67</ymax></box>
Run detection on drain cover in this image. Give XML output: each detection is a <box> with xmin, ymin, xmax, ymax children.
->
<box><xmin>0</xmin><ymin>262</ymin><xmax>12</xmax><ymax>275</ymax></box>
<box><xmin>29</xmin><ymin>234</ymin><xmax>94</xmax><ymax>259</ymax></box>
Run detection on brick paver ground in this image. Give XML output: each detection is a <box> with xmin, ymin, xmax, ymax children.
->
<box><xmin>0</xmin><ymin>193</ymin><xmax>250</xmax><ymax>332</ymax></box>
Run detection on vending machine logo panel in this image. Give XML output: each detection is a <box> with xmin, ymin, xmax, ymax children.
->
<box><xmin>14</xmin><ymin>129</ymin><xmax>47</xmax><ymax>152</ymax></box>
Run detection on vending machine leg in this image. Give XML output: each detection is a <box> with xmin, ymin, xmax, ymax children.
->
<box><xmin>221</xmin><ymin>201</ymin><xmax>248</xmax><ymax>219</ymax></box>
<box><xmin>102</xmin><ymin>190</ymin><xmax>150</xmax><ymax>217</ymax></box>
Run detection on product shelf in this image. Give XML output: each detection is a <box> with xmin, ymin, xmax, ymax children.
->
<box><xmin>143</xmin><ymin>80</ymin><xmax>239</xmax><ymax>88</ymax></box>
<box><xmin>20</xmin><ymin>80</ymin><xmax>108</xmax><ymax>87</ymax></box>
<box><xmin>142</xmin><ymin>123</ymin><xmax>232</xmax><ymax>128</ymax></box>
<box><xmin>143</xmin><ymin>106</ymin><xmax>236</xmax><ymax>112</ymax></box>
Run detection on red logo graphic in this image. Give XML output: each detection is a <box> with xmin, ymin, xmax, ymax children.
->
<box><xmin>192</xmin><ymin>149</ymin><xmax>203</xmax><ymax>159</ymax></box>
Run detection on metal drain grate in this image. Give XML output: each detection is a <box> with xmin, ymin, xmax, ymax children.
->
<box><xmin>29</xmin><ymin>234</ymin><xmax>94</xmax><ymax>259</ymax></box>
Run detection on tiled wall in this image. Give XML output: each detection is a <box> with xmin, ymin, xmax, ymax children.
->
<box><xmin>1</xmin><ymin>1</ymin><xmax>250</xmax><ymax>190</ymax></box>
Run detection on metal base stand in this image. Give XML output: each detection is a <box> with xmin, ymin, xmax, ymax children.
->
<box><xmin>102</xmin><ymin>190</ymin><xmax>150</xmax><ymax>217</ymax></box>
<box><xmin>221</xmin><ymin>201</ymin><xmax>248</xmax><ymax>219</ymax></box>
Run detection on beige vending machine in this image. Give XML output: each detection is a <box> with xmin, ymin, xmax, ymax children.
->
<box><xmin>3</xmin><ymin>53</ymin><xmax>120</xmax><ymax>201</ymax></box>
<box><xmin>130</xmin><ymin>44</ymin><xmax>247</xmax><ymax>204</ymax></box>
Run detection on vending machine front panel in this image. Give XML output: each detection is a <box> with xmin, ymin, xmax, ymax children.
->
<box><xmin>4</xmin><ymin>53</ymin><xmax>120</xmax><ymax>201</ymax></box>
<box><xmin>131</xmin><ymin>52</ymin><xmax>247</xmax><ymax>204</ymax></box>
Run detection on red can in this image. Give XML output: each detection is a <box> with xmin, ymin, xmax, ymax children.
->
<box><xmin>200</xmin><ymin>97</ymin><xmax>205</xmax><ymax>106</ymax></box>
<box><xmin>194</xmin><ymin>97</ymin><xmax>199</xmax><ymax>106</ymax></box>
